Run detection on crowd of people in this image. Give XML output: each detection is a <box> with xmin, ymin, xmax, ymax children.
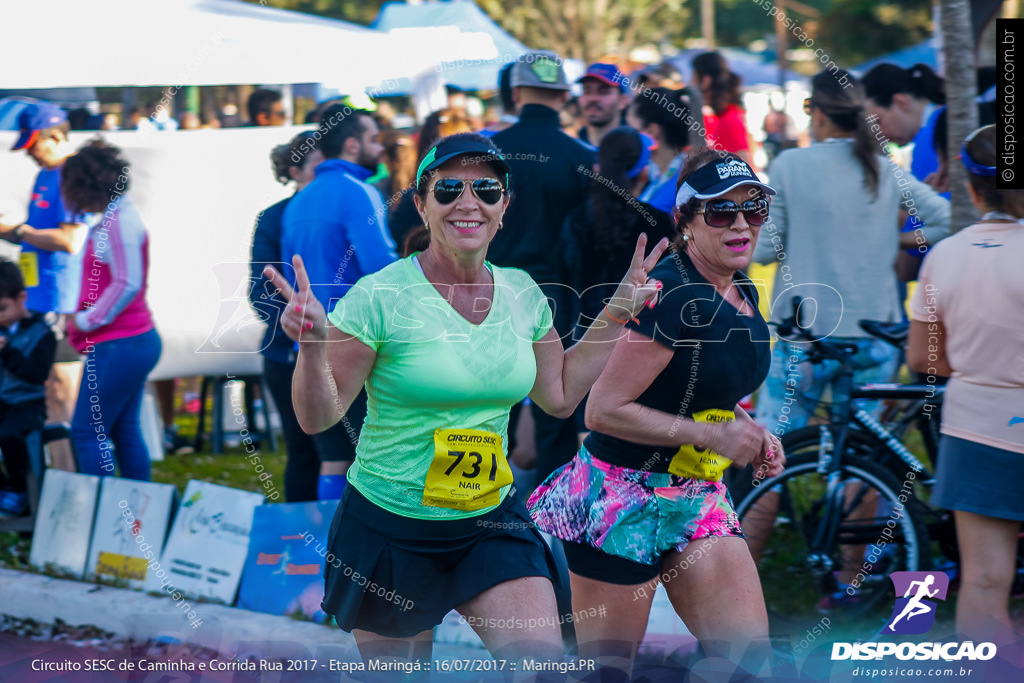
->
<box><xmin>249</xmin><ymin>52</ymin><xmax>1018</xmax><ymax>671</ymax></box>
<box><xmin>0</xmin><ymin>46</ymin><xmax>1019</xmax><ymax>675</ymax></box>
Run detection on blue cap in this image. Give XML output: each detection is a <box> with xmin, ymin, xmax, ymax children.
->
<box><xmin>626</xmin><ymin>133</ymin><xmax>657</xmax><ymax>179</ymax></box>
<box><xmin>11</xmin><ymin>102</ymin><xmax>68</xmax><ymax>151</ymax></box>
<box><xmin>577</xmin><ymin>63</ymin><xmax>626</xmax><ymax>93</ymax></box>
<box><xmin>675</xmin><ymin>157</ymin><xmax>776</xmax><ymax>207</ymax></box>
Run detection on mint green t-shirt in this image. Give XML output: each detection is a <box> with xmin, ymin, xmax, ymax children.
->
<box><xmin>327</xmin><ymin>256</ymin><xmax>554</xmax><ymax>520</ymax></box>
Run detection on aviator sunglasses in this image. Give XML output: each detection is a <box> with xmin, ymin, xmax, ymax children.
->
<box><xmin>696</xmin><ymin>198</ymin><xmax>769</xmax><ymax>228</ymax></box>
<box><xmin>432</xmin><ymin>177</ymin><xmax>505</xmax><ymax>205</ymax></box>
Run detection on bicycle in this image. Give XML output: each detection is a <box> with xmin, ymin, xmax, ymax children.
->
<box><xmin>732</xmin><ymin>298</ymin><xmax>942</xmax><ymax>630</ymax></box>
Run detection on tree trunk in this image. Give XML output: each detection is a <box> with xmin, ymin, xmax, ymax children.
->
<box><xmin>702</xmin><ymin>0</ymin><xmax>715</xmax><ymax>47</ymax></box>
<box><xmin>940</xmin><ymin>0</ymin><xmax>980</xmax><ymax>233</ymax></box>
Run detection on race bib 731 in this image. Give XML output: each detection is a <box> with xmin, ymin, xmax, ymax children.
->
<box><xmin>423</xmin><ymin>428</ymin><xmax>513</xmax><ymax>511</ymax></box>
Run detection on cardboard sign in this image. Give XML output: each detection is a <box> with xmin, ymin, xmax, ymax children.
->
<box><xmin>236</xmin><ymin>500</ymin><xmax>338</xmax><ymax>621</ymax></box>
<box><xmin>85</xmin><ymin>477</ymin><xmax>178</xmax><ymax>588</ymax></box>
<box><xmin>29</xmin><ymin>470</ymin><xmax>101</xmax><ymax>578</ymax></box>
<box><xmin>144</xmin><ymin>480</ymin><xmax>264</xmax><ymax>604</ymax></box>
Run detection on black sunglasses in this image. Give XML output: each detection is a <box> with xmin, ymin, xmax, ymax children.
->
<box><xmin>696</xmin><ymin>198</ymin><xmax>769</xmax><ymax>228</ymax></box>
<box><xmin>432</xmin><ymin>177</ymin><xmax>505</xmax><ymax>205</ymax></box>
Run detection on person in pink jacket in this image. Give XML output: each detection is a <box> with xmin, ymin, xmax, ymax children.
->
<box><xmin>61</xmin><ymin>140</ymin><xmax>161</xmax><ymax>480</ymax></box>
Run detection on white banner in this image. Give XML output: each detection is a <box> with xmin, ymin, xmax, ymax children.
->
<box><xmin>0</xmin><ymin>126</ymin><xmax>307</xmax><ymax>379</ymax></box>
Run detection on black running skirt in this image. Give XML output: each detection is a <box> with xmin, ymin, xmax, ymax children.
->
<box><xmin>321</xmin><ymin>484</ymin><xmax>560</xmax><ymax>638</ymax></box>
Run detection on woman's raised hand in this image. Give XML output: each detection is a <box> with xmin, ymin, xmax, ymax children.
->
<box><xmin>263</xmin><ymin>255</ymin><xmax>329</xmax><ymax>344</ymax></box>
<box><xmin>606</xmin><ymin>234</ymin><xmax>670</xmax><ymax>321</ymax></box>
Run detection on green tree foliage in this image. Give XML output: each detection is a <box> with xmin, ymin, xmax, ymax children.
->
<box><xmin>817</xmin><ymin>0</ymin><xmax>932</xmax><ymax>66</ymax></box>
<box><xmin>713</xmin><ymin>0</ymin><xmax>931</xmax><ymax>68</ymax></box>
<box><xmin>477</xmin><ymin>0</ymin><xmax>690</xmax><ymax>64</ymax></box>
<box><xmin>713</xmin><ymin>0</ymin><xmax>829</xmax><ymax>48</ymax></box>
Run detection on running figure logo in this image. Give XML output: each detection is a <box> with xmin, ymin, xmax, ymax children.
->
<box><xmin>885</xmin><ymin>571</ymin><xmax>950</xmax><ymax>635</ymax></box>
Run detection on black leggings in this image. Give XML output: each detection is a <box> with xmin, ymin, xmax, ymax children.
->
<box><xmin>562</xmin><ymin>540</ymin><xmax>665</xmax><ymax>585</ymax></box>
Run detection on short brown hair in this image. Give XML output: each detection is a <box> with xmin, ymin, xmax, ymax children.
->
<box><xmin>61</xmin><ymin>140</ymin><xmax>131</xmax><ymax>214</ymax></box>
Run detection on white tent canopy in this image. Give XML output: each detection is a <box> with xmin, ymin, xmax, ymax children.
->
<box><xmin>0</xmin><ymin>0</ymin><xmax>498</xmax><ymax>94</ymax></box>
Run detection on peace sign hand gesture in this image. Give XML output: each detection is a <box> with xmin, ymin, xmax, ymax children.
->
<box><xmin>262</xmin><ymin>255</ymin><xmax>329</xmax><ymax>344</ymax></box>
<box><xmin>606</xmin><ymin>233</ymin><xmax>670</xmax><ymax>322</ymax></box>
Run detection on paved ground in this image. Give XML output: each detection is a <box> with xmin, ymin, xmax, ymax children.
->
<box><xmin>3</xmin><ymin>568</ymin><xmax>1023</xmax><ymax>682</ymax></box>
<box><xmin>0</xmin><ymin>568</ymin><xmax>700</xmax><ymax>682</ymax></box>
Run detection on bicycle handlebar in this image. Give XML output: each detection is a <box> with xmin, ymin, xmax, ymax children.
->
<box><xmin>771</xmin><ymin>296</ymin><xmax>861</xmax><ymax>366</ymax></box>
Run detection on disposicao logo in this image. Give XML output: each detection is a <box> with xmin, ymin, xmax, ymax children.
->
<box><xmin>831</xmin><ymin>571</ymin><xmax>996</xmax><ymax>662</ymax></box>
<box><xmin>1009</xmin><ymin>416</ymin><xmax>1024</xmax><ymax>427</ymax></box>
<box><xmin>885</xmin><ymin>571</ymin><xmax>948</xmax><ymax>635</ymax></box>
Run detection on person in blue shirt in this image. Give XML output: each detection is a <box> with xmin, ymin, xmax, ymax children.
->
<box><xmin>280</xmin><ymin>105</ymin><xmax>397</xmax><ymax>500</ymax></box>
<box><xmin>282</xmin><ymin>106</ymin><xmax>396</xmax><ymax>310</ymax></box>
<box><xmin>0</xmin><ymin>102</ymin><xmax>88</xmax><ymax>474</ymax></box>
<box><xmin>1</xmin><ymin>103</ymin><xmax>88</xmax><ymax>319</ymax></box>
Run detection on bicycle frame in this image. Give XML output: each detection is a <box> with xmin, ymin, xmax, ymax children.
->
<box><xmin>851</xmin><ymin>383</ymin><xmax>943</xmax><ymax>478</ymax></box>
<box><xmin>770</xmin><ymin>297</ymin><xmax>944</xmax><ymax>573</ymax></box>
<box><xmin>850</xmin><ymin>409</ymin><xmax>931</xmax><ymax>479</ymax></box>
<box><xmin>800</xmin><ymin>359</ymin><xmax>941</xmax><ymax>567</ymax></box>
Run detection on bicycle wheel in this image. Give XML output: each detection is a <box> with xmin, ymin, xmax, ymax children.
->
<box><xmin>735</xmin><ymin>438</ymin><xmax>931</xmax><ymax>630</ymax></box>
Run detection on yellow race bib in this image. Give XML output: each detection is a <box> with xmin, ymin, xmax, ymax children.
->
<box><xmin>423</xmin><ymin>428</ymin><xmax>513</xmax><ymax>511</ymax></box>
<box><xmin>668</xmin><ymin>409</ymin><xmax>735</xmax><ymax>481</ymax></box>
<box><xmin>18</xmin><ymin>251</ymin><xmax>39</xmax><ymax>288</ymax></box>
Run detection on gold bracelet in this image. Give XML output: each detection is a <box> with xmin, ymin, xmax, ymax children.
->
<box><xmin>604</xmin><ymin>305</ymin><xmax>638</xmax><ymax>325</ymax></box>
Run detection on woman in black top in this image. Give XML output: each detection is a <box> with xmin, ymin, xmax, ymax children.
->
<box><xmin>529</xmin><ymin>151</ymin><xmax>785</xmax><ymax>674</ymax></box>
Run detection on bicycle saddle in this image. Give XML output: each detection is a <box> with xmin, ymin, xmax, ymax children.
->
<box><xmin>858</xmin><ymin>319</ymin><xmax>909</xmax><ymax>348</ymax></box>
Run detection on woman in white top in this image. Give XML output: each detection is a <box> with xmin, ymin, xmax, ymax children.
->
<box><xmin>908</xmin><ymin>125</ymin><xmax>1024</xmax><ymax>644</ymax></box>
<box><xmin>753</xmin><ymin>68</ymin><xmax>950</xmax><ymax>437</ymax></box>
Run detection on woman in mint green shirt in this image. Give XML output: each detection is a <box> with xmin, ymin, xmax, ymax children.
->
<box><xmin>264</xmin><ymin>134</ymin><xmax>667</xmax><ymax>665</ymax></box>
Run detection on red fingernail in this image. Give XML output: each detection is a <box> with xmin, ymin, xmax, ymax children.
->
<box><xmin>305</xmin><ymin>322</ymin><xmax>313</xmax><ymax>330</ymax></box>
<box><xmin>656</xmin><ymin>281</ymin><xmax>663</xmax><ymax>290</ymax></box>
<box><xmin>295</xmin><ymin>305</ymin><xmax>303</xmax><ymax>312</ymax></box>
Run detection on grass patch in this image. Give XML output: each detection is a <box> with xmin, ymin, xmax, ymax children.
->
<box><xmin>0</xmin><ymin>531</ymin><xmax>31</xmax><ymax>570</ymax></box>
<box><xmin>150</xmin><ymin>445</ymin><xmax>286</xmax><ymax>499</ymax></box>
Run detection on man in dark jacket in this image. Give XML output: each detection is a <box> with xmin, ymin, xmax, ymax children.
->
<box><xmin>491</xmin><ymin>51</ymin><xmax>596</xmax><ymax>486</ymax></box>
